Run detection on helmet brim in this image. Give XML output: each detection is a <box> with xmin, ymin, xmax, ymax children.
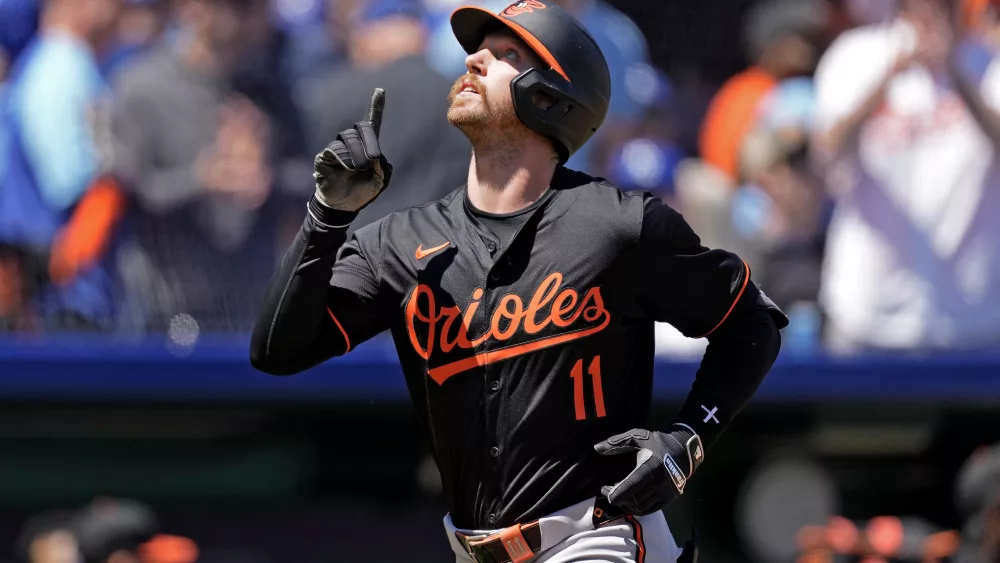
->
<box><xmin>450</xmin><ymin>6</ymin><xmax>570</xmax><ymax>82</ymax></box>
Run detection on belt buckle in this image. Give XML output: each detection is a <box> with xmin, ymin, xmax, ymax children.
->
<box><xmin>466</xmin><ymin>542</ymin><xmax>490</xmax><ymax>563</ymax></box>
<box><xmin>458</xmin><ymin>533</ymin><xmax>488</xmax><ymax>563</ymax></box>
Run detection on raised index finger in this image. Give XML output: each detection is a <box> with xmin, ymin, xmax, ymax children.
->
<box><xmin>367</xmin><ymin>88</ymin><xmax>385</xmax><ymax>137</ymax></box>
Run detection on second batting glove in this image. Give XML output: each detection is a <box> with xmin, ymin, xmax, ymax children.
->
<box><xmin>594</xmin><ymin>425</ymin><xmax>705</xmax><ymax>515</ymax></box>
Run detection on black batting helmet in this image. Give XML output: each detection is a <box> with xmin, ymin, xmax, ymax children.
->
<box><xmin>451</xmin><ymin>1</ymin><xmax>611</xmax><ymax>163</ymax></box>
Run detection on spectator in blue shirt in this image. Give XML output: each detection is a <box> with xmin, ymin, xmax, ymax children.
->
<box><xmin>101</xmin><ymin>0</ymin><xmax>169</xmax><ymax>79</ymax></box>
<box><xmin>0</xmin><ymin>0</ymin><xmax>123</xmax><ymax>329</ymax></box>
<box><xmin>0</xmin><ymin>0</ymin><xmax>40</xmax><ymax>81</ymax></box>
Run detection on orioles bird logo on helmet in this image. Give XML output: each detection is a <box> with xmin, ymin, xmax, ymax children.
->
<box><xmin>502</xmin><ymin>0</ymin><xmax>547</xmax><ymax>17</ymax></box>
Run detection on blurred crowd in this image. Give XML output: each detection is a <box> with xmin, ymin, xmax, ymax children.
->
<box><xmin>15</xmin><ymin>497</ymin><xmax>198</xmax><ymax>563</ymax></box>
<box><xmin>9</xmin><ymin>443</ymin><xmax>1000</xmax><ymax>563</ymax></box>
<box><xmin>792</xmin><ymin>442</ymin><xmax>1000</xmax><ymax>563</ymax></box>
<box><xmin>1</xmin><ymin>0</ymin><xmax>999</xmax><ymax>356</ymax></box>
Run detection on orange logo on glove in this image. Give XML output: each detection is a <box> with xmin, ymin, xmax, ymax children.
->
<box><xmin>502</xmin><ymin>0</ymin><xmax>546</xmax><ymax>16</ymax></box>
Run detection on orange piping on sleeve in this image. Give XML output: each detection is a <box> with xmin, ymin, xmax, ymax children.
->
<box><xmin>327</xmin><ymin>307</ymin><xmax>352</xmax><ymax>353</ymax></box>
<box><xmin>696</xmin><ymin>260</ymin><xmax>750</xmax><ymax>339</ymax></box>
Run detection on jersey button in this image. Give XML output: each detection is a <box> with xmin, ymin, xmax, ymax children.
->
<box><xmin>488</xmin><ymin>514</ymin><xmax>497</xmax><ymax>526</ymax></box>
<box><xmin>490</xmin><ymin>272</ymin><xmax>500</xmax><ymax>282</ymax></box>
<box><xmin>487</xmin><ymin>241</ymin><xmax>497</xmax><ymax>253</ymax></box>
<box><xmin>489</xmin><ymin>446</ymin><xmax>500</xmax><ymax>458</ymax></box>
<box><xmin>489</xmin><ymin>380</ymin><xmax>500</xmax><ymax>392</ymax></box>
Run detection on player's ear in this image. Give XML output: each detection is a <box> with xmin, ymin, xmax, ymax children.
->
<box><xmin>531</xmin><ymin>91</ymin><xmax>558</xmax><ymax>112</ymax></box>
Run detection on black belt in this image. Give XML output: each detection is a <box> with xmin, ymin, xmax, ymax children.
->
<box><xmin>455</xmin><ymin>499</ymin><xmax>628</xmax><ymax>563</ymax></box>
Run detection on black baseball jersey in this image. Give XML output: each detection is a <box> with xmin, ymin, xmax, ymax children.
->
<box><xmin>251</xmin><ymin>166</ymin><xmax>784</xmax><ymax>529</ymax></box>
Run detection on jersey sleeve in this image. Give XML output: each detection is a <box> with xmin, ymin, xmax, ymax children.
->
<box><xmin>250</xmin><ymin>198</ymin><xmax>391</xmax><ymax>375</ymax></box>
<box><xmin>324</xmin><ymin>221</ymin><xmax>393</xmax><ymax>354</ymax></box>
<box><xmin>634</xmin><ymin>195</ymin><xmax>750</xmax><ymax>338</ymax></box>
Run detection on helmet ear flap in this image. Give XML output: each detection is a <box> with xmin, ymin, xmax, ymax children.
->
<box><xmin>511</xmin><ymin>68</ymin><xmax>597</xmax><ymax>163</ymax></box>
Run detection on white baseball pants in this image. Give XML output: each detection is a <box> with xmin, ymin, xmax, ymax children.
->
<box><xmin>444</xmin><ymin>497</ymin><xmax>683</xmax><ymax>563</ymax></box>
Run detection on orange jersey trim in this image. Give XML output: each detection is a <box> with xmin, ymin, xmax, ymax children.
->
<box><xmin>696</xmin><ymin>260</ymin><xmax>751</xmax><ymax>339</ymax></box>
<box><xmin>327</xmin><ymin>307</ymin><xmax>352</xmax><ymax>353</ymax></box>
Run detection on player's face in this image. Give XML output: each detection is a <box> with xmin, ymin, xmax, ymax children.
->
<box><xmin>447</xmin><ymin>31</ymin><xmax>541</xmax><ymax>133</ymax></box>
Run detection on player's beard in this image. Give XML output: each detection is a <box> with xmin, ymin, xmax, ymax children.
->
<box><xmin>447</xmin><ymin>74</ymin><xmax>524</xmax><ymax>149</ymax></box>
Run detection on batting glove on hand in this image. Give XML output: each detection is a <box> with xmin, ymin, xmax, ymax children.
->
<box><xmin>594</xmin><ymin>425</ymin><xmax>705</xmax><ymax>515</ymax></box>
<box><xmin>313</xmin><ymin>88</ymin><xmax>393</xmax><ymax>212</ymax></box>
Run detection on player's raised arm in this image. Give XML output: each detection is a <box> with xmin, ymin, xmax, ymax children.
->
<box><xmin>250</xmin><ymin>89</ymin><xmax>393</xmax><ymax>375</ymax></box>
<box><xmin>594</xmin><ymin>195</ymin><xmax>788</xmax><ymax>516</ymax></box>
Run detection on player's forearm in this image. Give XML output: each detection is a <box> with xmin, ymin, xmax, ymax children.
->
<box><xmin>671</xmin><ymin>287</ymin><xmax>782</xmax><ymax>448</ymax></box>
<box><xmin>820</xmin><ymin>83</ymin><xmax>893</xmax><ymax>158</ymax></box>
<box><xmin>249</xmin><ymin>197</ymin><xmax>358</xmax><ymax>375</ymax></box>
<box><xmin>949</xmin><ymin>38</ymin><xmax>1000</xmax><ymax>148</ymax></box>
<box><xmin>817</xmin><ymin>57</ymin><xmax>907</xmax><ymax>159</ymax></box>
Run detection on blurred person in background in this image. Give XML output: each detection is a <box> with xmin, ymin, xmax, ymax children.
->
<box><xmin>0</xmin><ymin>0</ymin><xmax>123</xmax><ymax>331</ymax></box>
<box><xmin>844</xmin><ymin>0</ymin><xmax>901</xmax><ymax>26</ymax></box>
<box><xmin>300</xmin><ymin>0</ymin><xmax>470</xmax><ymax>231</ymax></box>
<box><xmin>273</xmin><ymin>0</ymin><xmax>348</xmax><ymax>93</ymax></box>
<box><xmin>733</xmin><ymin>78</ymin><xmax>828</xmax><ymax>311</ymax></box>
<box><xmin>601</xmin><ymin>65</ymin><xmax>684</xmax><ymax>208</ymax></box>
<box><xmin>679</xmin><ymin>0</ymin><xmax>827</xmax><ymax>260</ymax></box>
<box><xmin>16</xmin><ymin>511</ymin><xmax>79</xmax><ymax>563</ymax></box>
<box><xmin>812</xmin><ymin>0</ymin><xmax>1000</xmax><ymax>354</ymax></box>
<box><xmin>102</xmin><ymin>0</ymin><xmax>170</xmax><ymax>79</ymax></box>
<box><xmin>424</xmin><ymin>0</ymin><xmax>653</xmax><ymax>174</ymax></box>
<box><xmin>698</xmin><ymin>0</ymin><xmax>828</xmax><ymax>184</ymax></box>
<box><xmin>110</xmin><ymin>0</ymin><xmax>288</xmax><ymax>332</ymax></box>
<box><xmin>17</xmin><ymin>498</ymin><xmax>200</xmax><ymax>563</ymax></box>
<box><xmin>15</xmin><ymin>497</ymin><xmax>199</xmax><ymax>563</ymax></box>
<box><xmin>73</xmin><ymin>497</ymin><xmax>198</xmax><ymax>563</ymax></box>
<box><xmin>956</xmin><ymin>443</ymin><xmax>1000</xmax><ymax>563</ymax></box>
<box><xmin>73</xmin><ymin>498</ymin><xmax>158</xmax><ymax>563</ymax></box>
<box><xmin>228</xmin><ymin>0</ymin><xmax>311</xmax><ymax>198</ymax></box>
<box><xmin>0</xmin><ymin>0</ymin><xmax>40</xmax><ymax>82</ymax></box>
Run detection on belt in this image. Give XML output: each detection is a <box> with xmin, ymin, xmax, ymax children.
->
<box><xmin>456</xmin><ymin>521</ymin><xmax>542</xmax><ymax>563</ymax></box>
<box><xmin>455</xmin><ymin>499</ymin><xmax>628</xmax><ymax>563</ymax></box>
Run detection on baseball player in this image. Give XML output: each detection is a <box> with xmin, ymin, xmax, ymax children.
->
<box><xmin>250</xmin><ymin>2</ymin><xmax>787</xmax><ymax>562</ymax></box>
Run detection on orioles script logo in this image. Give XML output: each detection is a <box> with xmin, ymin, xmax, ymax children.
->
<box><xmin>502</xmin><ymin>0</ymin><xmax>546</xmax><ymax>16</ymax></box>
<box><xmin>406</xmin><ymin>272</ymin><xmax>610</xmax><ymax>385</ymax></box>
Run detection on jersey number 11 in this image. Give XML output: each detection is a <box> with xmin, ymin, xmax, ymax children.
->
<box><xmin>571</xmin><ymin>356</ymin><xmax>606</xmax><ymax>420</ymax></box>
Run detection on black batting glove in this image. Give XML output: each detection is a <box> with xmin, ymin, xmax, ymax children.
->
<box><xmin>313</xmin><ymin>88</ymin><xmax>393</xmax><ymax>212</ymax></box>
<box><xmin>594</xmin><ymin>425</ymin><xmax>705</xmax><ymax>515</ymax></box>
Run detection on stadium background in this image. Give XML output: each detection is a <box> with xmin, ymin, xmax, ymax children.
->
<box><xmin>1</xmin><ymin>0</ymin><xmax>999</xmax><ymax>562</ymax></box>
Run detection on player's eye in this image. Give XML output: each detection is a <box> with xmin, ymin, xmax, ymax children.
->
<box><xmin>503</xmin><ymin>49</ymin><xmax>519</xmax><ymax>61</ymax></box>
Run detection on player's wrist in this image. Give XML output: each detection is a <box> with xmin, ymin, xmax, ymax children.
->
<box><xmin>308</xmin><ymin>192</ymin><xmax>358</xmax><ymax>229</ymax></box>
<box><xmin>672</xmin><ymin>394</ymin><xmax>730</xmax><ymax>450</ymax></box>
<box><xmin>663</xmin><ymin>424</ymin><xmax>705</xmax><ymax>479</ymax></box>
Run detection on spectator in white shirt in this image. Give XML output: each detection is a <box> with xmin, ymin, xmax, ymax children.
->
<box><xmin>812</xmin><ymin>0</ymin><xmax>1000</xmax><ymax>353</ymax></box>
